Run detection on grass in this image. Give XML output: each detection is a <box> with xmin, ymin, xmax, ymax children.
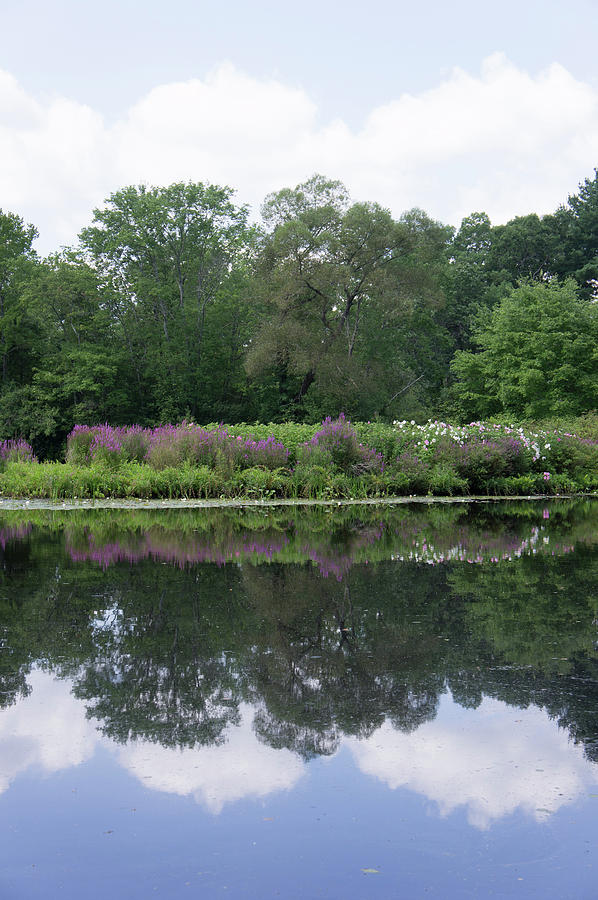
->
<box><xmin>2</xmin><ymin>416</ymin><xmax>598</xmax><ymax>500</ymax></box>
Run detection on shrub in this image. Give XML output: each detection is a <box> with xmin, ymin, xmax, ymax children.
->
<box><xmin>119</xmin><ymin>425</ymin><xmax>151</xmax><ymax>463</ymax></box>
<box><xmin>0</xmin><ymin>439</ymin><xmax>37</xmax><ymax>471</ymax></box>
<box><xmin>66</xmin><ymin>425</ymin><xmax>97</xmax><ymax>464</ymax></box>
<box><xmin>427</xmin><ymin>464</ymin><xmax>468</xmax><ymax>496</ymax></box>
<box><xmin>87</xmin><ymin>425</ymin><xmax>123</xmax><ymax>469</ymax></box>
<box><xmin>299</xmin><ymin>414</ymin><xmax>384</xmax><ymax>475</ymax></box>
<box><xmin>541</xmin><ymin>434</ymin><xmax>598</xmax><ymax>478</ymax></box>
<box><xmin>392</xmin><ymin>451</ymin><xmax>430</xmax><ymax>494</ymax></box>
<box><xmin>229</xmin><ymin>435</ymin><xmax>290</xmax><ymax>470</ymax></box>
<box><xmin>449</xmin><ymin>437</ymin><xmax>530</xmax><ymax>491</ymax></box>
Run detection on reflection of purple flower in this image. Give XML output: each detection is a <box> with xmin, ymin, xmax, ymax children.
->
<box><xmin>0</xmin><ymin>523</ymin><xmax>32</xmax><ymax>548</ymax></box>
<box><xmin>66</xmin><ymin>529</ymin><xmax>291</xmax><ymax>570</ymax></box>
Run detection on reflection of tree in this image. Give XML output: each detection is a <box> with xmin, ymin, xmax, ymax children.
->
<box><xmin>448</xmin><ymin>548</ymin><xmax>598</xmax><ymax>675</ymax></box>
<box><xmin>1</xmin><ymin>505</ymin><xmax>598</xmax><ymax>764</ymax></box>
<box><xmin>241</xmin><ymin>563</ymin><xmax>447</xmax><ymax>758</ymax></box>
<box><xmin>448</xmin><ymin>547</ymin><xmax>598</xmax><ymax>761</ymax></box>
<box><xmin>72</xmin><ymin>564</ymin><xmax>250</xmax><ymax>747</ymax></box>
<box><xmin>4</xmin><ymin>498</ymin><xmax>598</xmax><ymax>575</ymax></box>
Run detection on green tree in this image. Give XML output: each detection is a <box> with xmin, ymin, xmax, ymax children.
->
<box><xmin>450</xmin><ymin>279</ymin><xmax>598</xmax><ymax>419</ymax></box>
<box><xmin>80</xmin><ymin>182</ymin><xmax>252</xmax><ymax>423</ymax></box>
<box><xmin>246</xmin><ymin>175</ymin><xmax>450</xmax><ymax>420</ymax></box>
<box><xmin>552</xmin><ymin>169</ymin><xmax>598</xmax><ymax>297</ymax></box>
<box><xmin>486</xmin><ymin>213</ymin><xmax>559</xmax><ymax>285</ymax></box>
<box><xmin>0</xmin><ymin>210</ymin><xmax>38</xmax><ymax>384</ymax></box>
<box><xmin>28</xmin><ymin>253</ymin><xmax>130</xmax><ymax>442</ymax></box>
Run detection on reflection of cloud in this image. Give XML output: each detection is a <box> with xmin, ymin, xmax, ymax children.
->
<box><xmin>2</xmin><ymin>674</ymin><xmax>598</xmax><ymax>829</ymax></box>
<box><xmin>0</xmin><ymin>674</ymin><xmax>304</xmax><ymax>812</ymax></box>
<box><xmin>345</xmin><ymin>696</ymin><xmax>598</xmax><ymax>830</ymax></box>
<box><xmin>115</xmin><ymin>704</ymin><xmax>305</xmax><ymax>813</ymax></box>
<box><xmin>0</xmin><ymin>670</ymin><xmax>98</xmax><ymax>792</ymax></box>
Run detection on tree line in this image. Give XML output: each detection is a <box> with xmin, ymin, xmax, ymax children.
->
<box><xmin>3</xmin><ymin>170</ymin><xmax>598</xmax><ymax>456</ymax></box>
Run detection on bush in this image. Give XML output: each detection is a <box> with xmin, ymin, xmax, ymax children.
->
<box><xmin>540</xmin><ymin>434</ymin><xmax>598</xmax><ymax>478</ymax></box>
<box><xmin>65</xmin><ymin>425</ymin><xmax>97</xmax><ymax>464</ymax></box>
<box><xmin>0</xmin><ymin>439</ymin><xmax>37</xmax><ymax>471</ymax></box>
<box><xmin>119</xmin><ymin>425</ymin><xmax>151</xmax><ymax>463</ymax></box>
<box><xmin>88</xmin><ymin>425</ymin><xmax>123</xmax><ymax>469</ymax></box>
<box><xmin>427</xmin><ymin>464</ymin><xmax>468</xmax><ymax>496</ymax></box>
<box><xmin>299</xmin><ymin>414</ymin><xmax>384</xmax><ymax>475</ymax></box>
<box><xmin>448</xmin><ymin>436</ymin><xmax>531</xmax><ymax>491</ymax></box>
<box><xmin>392</xmin><ymin>451</ymin><xmax>430</xmax><ymax>494</ymax></box>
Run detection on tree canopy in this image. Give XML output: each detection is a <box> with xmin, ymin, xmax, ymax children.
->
<box><xmin>450</xmin><ymin>279</ymin><xmax>598</xmax><ymax>419</ymax></box>
<box><xmin>2</xmin><ymin>167</ymin><xmax>598</xmax><ymax>452</ymax></box>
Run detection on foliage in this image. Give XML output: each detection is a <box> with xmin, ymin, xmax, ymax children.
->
<box><xmin>0</xmin><ymin>438</ymin><xmax>37</xmax><ymax>472</ymax></box>
<box><xmin>246</xmin><ymin>175</ymin><xmax>452</xmax><ymax>420</ymax></box>
<box><xmin>4</xmin><ymin>415</ymin><xmax>598</xmax><ymax>498</ymax></box>
<box><xmin>79</xmin><ymin>181</ymin><xmax>255</xmax><ymax>424</ymax></box>
<box><xmin>3</xmin><ymin>169</ymin><xmax>598</xmax><ymax>437</ymax></box>
<box><xmin>450</xmin><ymin>280</ymin><xmax>598</xmax><ymax>419</ymax></box>
<box><xmin>298</xmin><ymin>414</ymin><xmax>384</xmax><ymax>475</ymax></box>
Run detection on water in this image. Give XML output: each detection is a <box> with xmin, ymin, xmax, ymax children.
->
<box><xmin>1</xmin><ymin>499</ymin><xmax>598</xmax><ymax>898</ymax></box>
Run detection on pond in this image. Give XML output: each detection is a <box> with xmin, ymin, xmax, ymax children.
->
<box><xmin>1</xmin><ymin>499</ymin><xmax>598</xmax><ymax>898</ymax></box>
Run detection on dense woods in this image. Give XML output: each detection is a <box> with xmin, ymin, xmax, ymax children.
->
<box><xmin>3</xmin><ymin>169</ymin><xmax>598</xmax><ymax>457</ymax></box>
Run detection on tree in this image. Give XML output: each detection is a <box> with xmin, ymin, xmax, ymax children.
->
<box><xmin>80</xmin><ymin>182</ymin><xmax>252</xmax><ymax>422</ymax></box>
<box><xmin>486</xmin><ymin>213</ymin><xmax>558</xmax><ymax>285</ymax></box>
<box><xmin>28</xmin><ymin>253</ymin><xmax>129</xmax><ymax>441</ymax></box>
<box><xmin>246</xmin><ymin>175</ymin><xmax>451</xmax><ymax>420</ymax></box>
<box><xmin>551</xmin><ymin>169</ymin><xmax>598</xmax><ymax>297</ymax></box>
<box><xmin>0</xmin><ymin>210</ymin><xmax>38</xmax><ymax>386</ymax></box>
<box><xmin>450</xmin><ymin>279</ymin><xmax>598</xmax><ymax>419</ymax></box>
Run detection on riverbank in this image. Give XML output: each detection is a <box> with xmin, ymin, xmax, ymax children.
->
<box><xmin>1</xmin><ymin>417</ymin><xmax>597</xmax><ymax>500</ymax></box>
<box><xmin>0</xmin><ymin>460</ymin><xmax>595</xmax><ymax>501</ymax></box>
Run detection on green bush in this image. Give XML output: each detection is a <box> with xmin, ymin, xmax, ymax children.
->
<box><xmin>427</xmin><ymin>464</ymin><xmax>468</xmax><ymax>496</ymax></box>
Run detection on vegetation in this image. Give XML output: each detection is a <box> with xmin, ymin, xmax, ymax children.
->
<box><xmin>2</xmin><ymin>415</ymin><xmax>598</xmax><ymax>499</ymax></box>
<box><xmin>3</xmin><ymin>169</ymin><xmax>598</xmax><ymax>461</ymax></box>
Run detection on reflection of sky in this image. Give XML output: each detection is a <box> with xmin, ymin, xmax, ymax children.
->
<box><xmin>346</xmin><ymin>694</ymin><xmax>598</xmax><ymax>829</ymax></box>
<box><xmin>1</xmin><ymin>672</ymin><xmax>598</xmax><ymax>830</ymax></box>
<box><xmin>115</xmin><ymin>706</ymin><xmax>304</xmax><ymax>813</ymax></box>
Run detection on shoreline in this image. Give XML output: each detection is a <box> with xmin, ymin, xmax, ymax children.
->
<box><xmin>0</xmin><ymin>493</ymin><xmax>592</xmax><ymax>511</ymax></box>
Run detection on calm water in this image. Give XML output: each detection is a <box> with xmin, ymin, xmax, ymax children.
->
<box><xmin>1</xmin><ymin>499</ymin><xmax>598</xmax><ymax>898</ymax></box>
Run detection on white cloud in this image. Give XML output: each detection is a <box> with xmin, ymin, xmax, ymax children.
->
<box><xmin>345</xmin><ymin>695</ymin><xmax>598</xmax><ymax>830</ymax></box>
<box><xmin>0</xmin><ymin>673</ymin><xmax>597</xmax><ymax>829</ymax></box>
<box><xmin>0</xmin><ymin>673</ymin><xmax>305</xmax><ymax>812</ymax></box>
<box><xmin>2</xmin><ymin>55</ymin><xmax>598</xmax><ymax>252</ymax></box>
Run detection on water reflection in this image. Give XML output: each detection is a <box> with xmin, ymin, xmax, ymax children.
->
<box><xmin>0</xmin><ymin>499</ymin><xmax>598</xmax><ymax>829</ymax></box>
<box><xmin>3</xmin><ymin>670</ymin><xmax>598</xmax><ymax>833</ymax></box>
<box><xmin>2</xmin><ymin>498</ymin><xmax>596</xmax><ymax>574</ymax></box>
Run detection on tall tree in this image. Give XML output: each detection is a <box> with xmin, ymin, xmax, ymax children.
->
<box><xmin>80</xmin><ymin>182</ymin><xmax>252</xmax><ymax>422</ymax></box>
<box><xmin>551</xmin><ymin>169</ymin><xmax>598</xmax><ymax>298</ymax></box>
<box><xmin>246</xmin><ymin>175</ymin><xmax>450</xmax><ymax>420</ymax></box>
<box><xmin>0</xmin><ymin>210</ymin><xmax>38</xmax><ymax>385</ymax></box>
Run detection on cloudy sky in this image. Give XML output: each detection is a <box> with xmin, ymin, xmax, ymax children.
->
<box><xmin>3</xmin><ymin>0</ymin><xmax>598</xmax><ymax>252</ymax></box>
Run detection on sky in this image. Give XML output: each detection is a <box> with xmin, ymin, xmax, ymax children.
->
<box><xmin>3</xmin><ymin>0</ymin><xmax>598</xmax><ymax>253</ymax></box>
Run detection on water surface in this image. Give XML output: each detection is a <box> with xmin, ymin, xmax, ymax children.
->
<box><xmin>1</xmin><ymin>500</ymin><xmax>597</xmax><ymax>898</ymax></box>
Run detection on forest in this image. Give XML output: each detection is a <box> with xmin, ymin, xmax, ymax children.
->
<box><xmin>2</xmin><ymin>169</ymin><xmax>598</xmax><ymax>459</ymax></box>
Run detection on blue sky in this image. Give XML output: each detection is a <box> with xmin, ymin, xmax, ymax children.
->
<box><xmin>3</xmin><ymin>0</ymin><xmax>598</xmax><ymax>251</ymax></box>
